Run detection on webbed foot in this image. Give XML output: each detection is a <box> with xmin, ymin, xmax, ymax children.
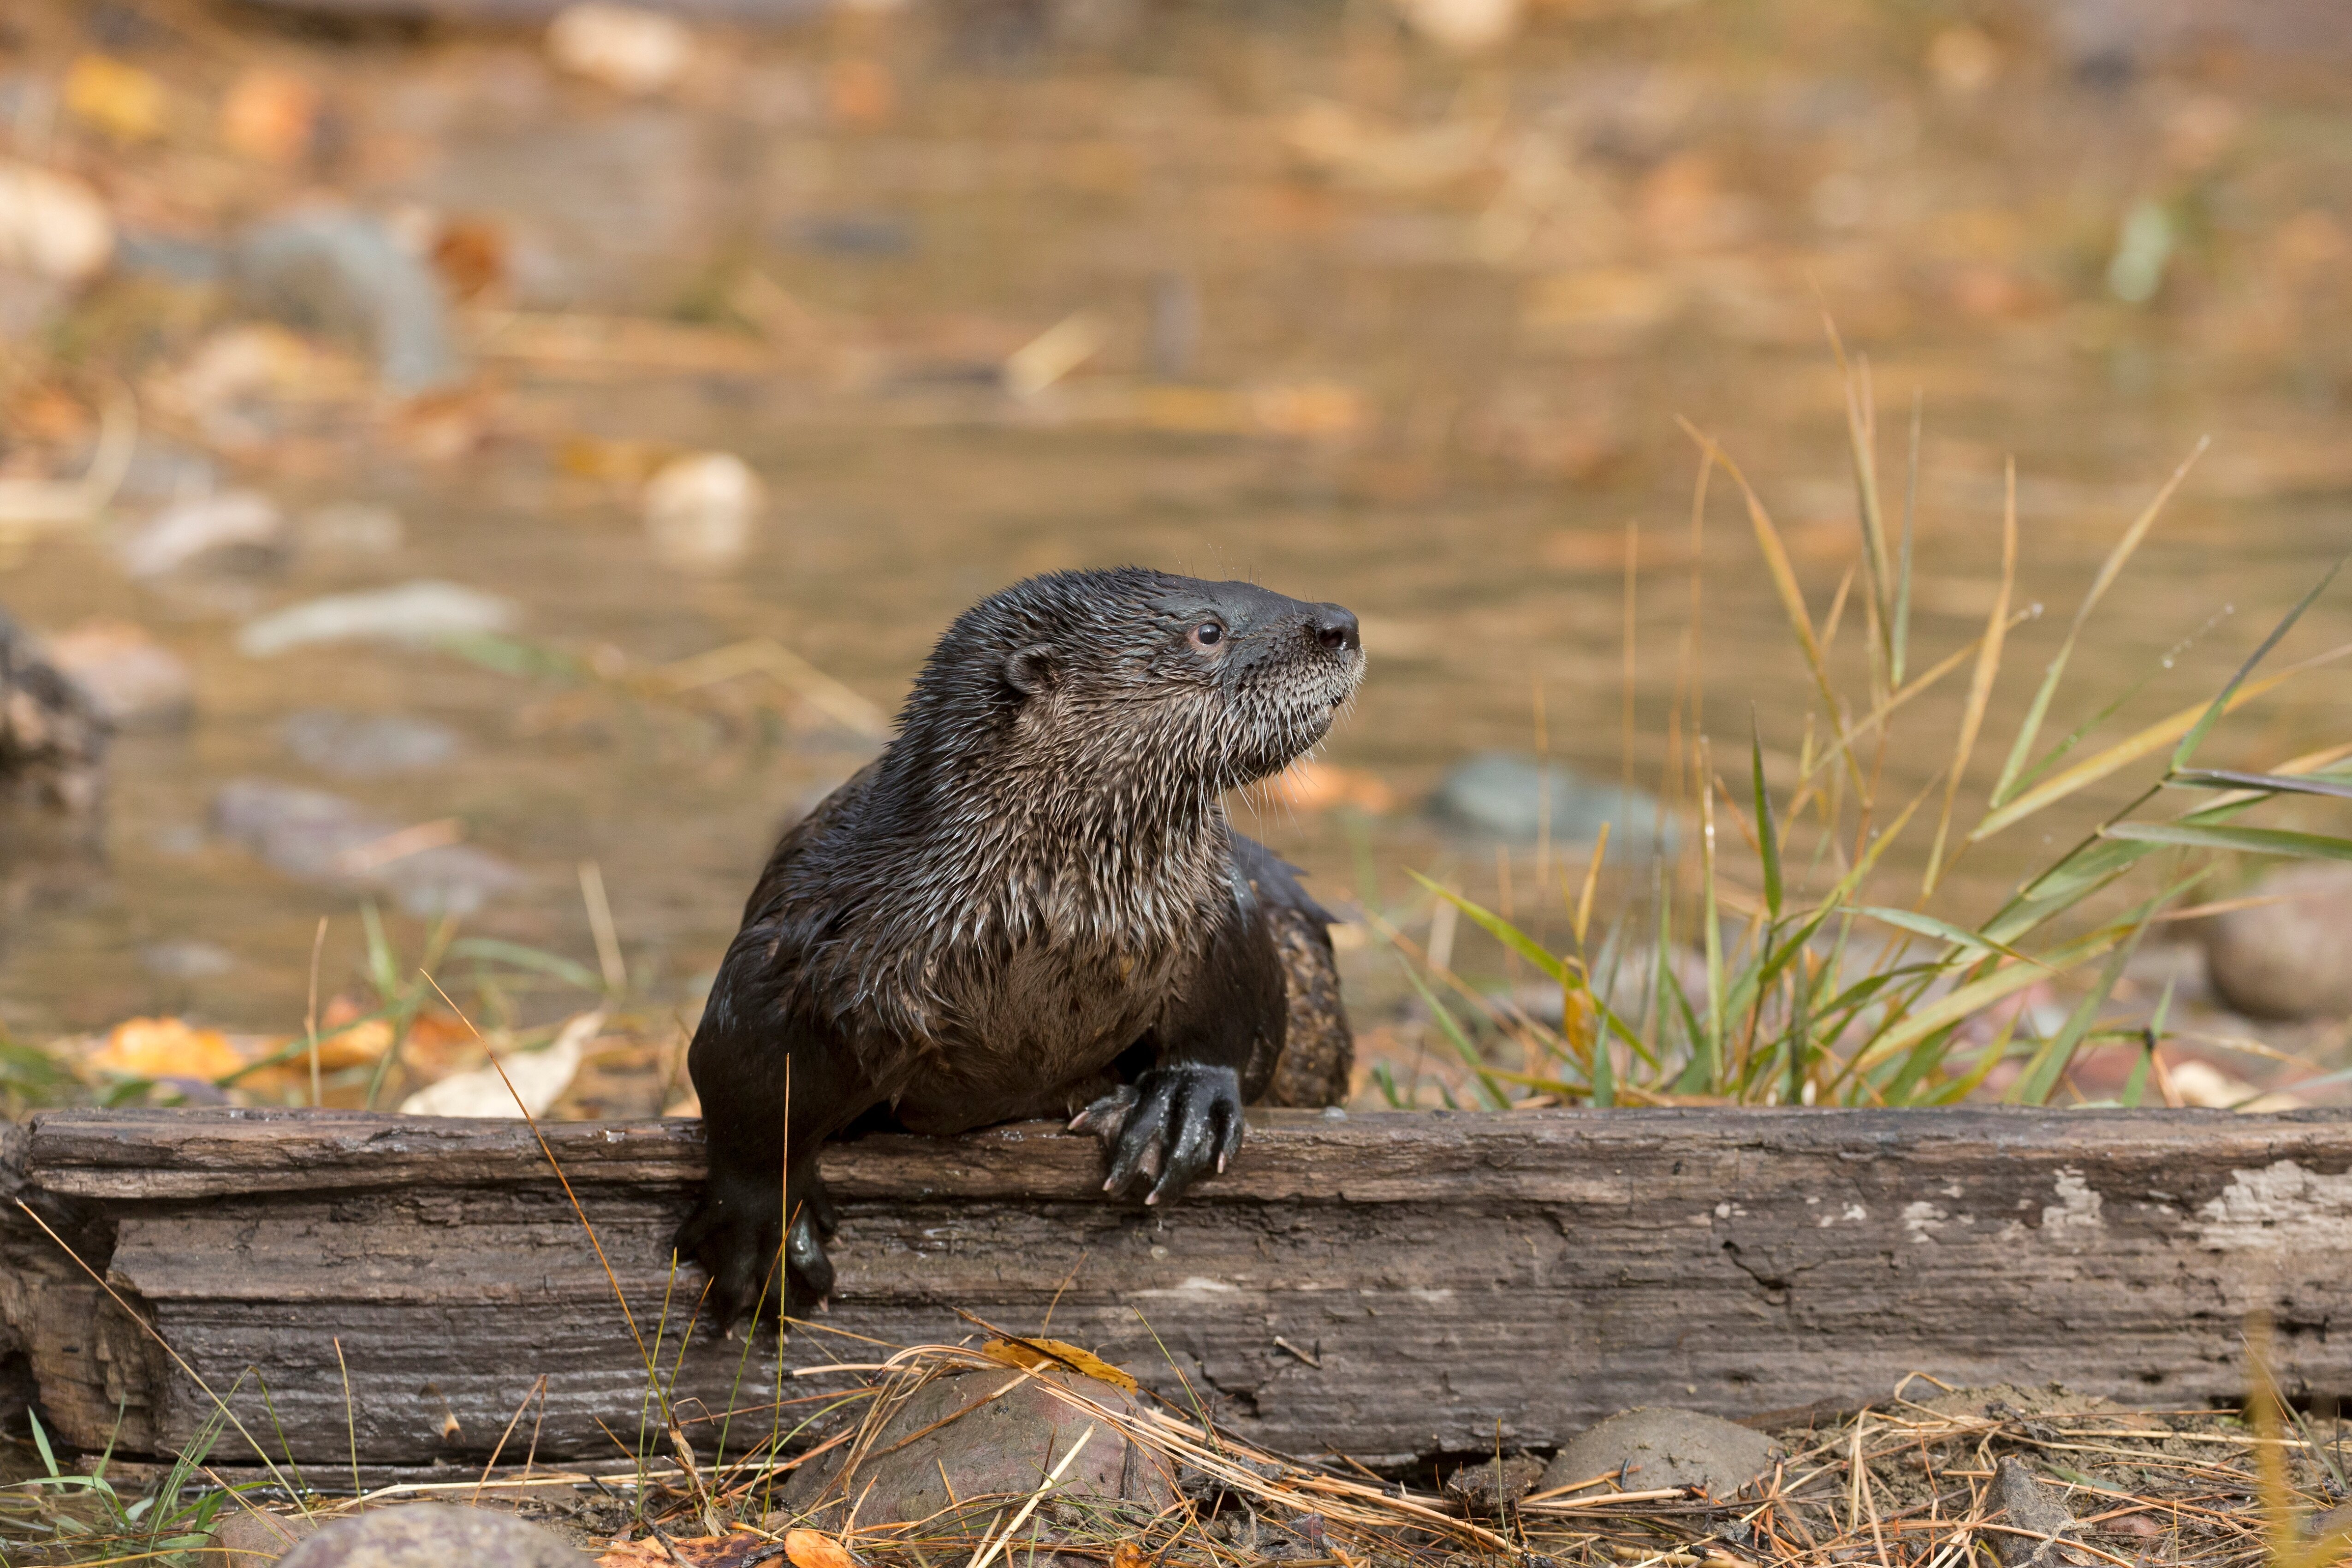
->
<box><xmin>672</xmin><ymin>1165</ymin><xmax>837</xmax><ymax>1332</ymax></box>
<box><xmin>1071</xmin><ymin>1063</ymin><xmax>1244</xmax><ymax>1206</ymax></box>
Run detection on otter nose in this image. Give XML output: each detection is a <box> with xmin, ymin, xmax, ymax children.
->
<box><xmin>1311</xmin><ymin>604</ymin><xmax>1360</xmax><ymax>654</ymax></box>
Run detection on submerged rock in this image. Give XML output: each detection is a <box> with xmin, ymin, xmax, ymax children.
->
<box><xmin>231</xmin><ymin>207</ymin><xmax>463</xmax><ymax>395</ymax></box>
<box><xmin>212</xmin><ymin>778</ymin><xmax>522</xmax><ymax>917</ymax></box>
<box><xmin>276</xmin><ymin>1503</ymin><xmax>590</xmax><ymax>1567</ymax></box>
<box><xmin>284</xmin><ymin>711</ymin><xmax>460</xmax><ymax>776</ymax></box>
<box><xmin>1539</xmin><ymin>1407</ymin><xmax>1781</xmax><ymax>1502</ymax></box>
<box><xmin>2201</xmin><ymin>863</ymin><xmax>2352</xmax><ymax>1021</ymax></box>
<box><xmin>1431</xmin><ymin>752</ymin><xmax>1672</xmax><ymax>849</ymax></box>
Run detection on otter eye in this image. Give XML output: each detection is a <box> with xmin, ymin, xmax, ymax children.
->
<box><xmin>1191</xmin><ymin>622</ymin><xmax>1225</xmax><ymax>648</ymax></box>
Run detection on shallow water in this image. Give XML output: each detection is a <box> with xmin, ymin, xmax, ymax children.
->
<box><xmin>4</xmin><ymin>1</ymin><xmax>2351</xmax><ymax>1046</ymax></box>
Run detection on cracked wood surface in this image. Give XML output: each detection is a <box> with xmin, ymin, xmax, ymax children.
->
<box><xmin>5</xmin><ymin>1105</ymin><xmax>2351</xmax><ymax>1467</ymax></box>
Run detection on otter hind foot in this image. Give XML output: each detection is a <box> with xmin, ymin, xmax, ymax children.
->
<box><xmin>1072</xmin><ymin>1063</ymin><xmax>1244</xmax><ymax>1207</ymax></box>
<box><xmin>672</xmin><ymin>1167</ymin><xmax>838</xmax><ymax>1331</ymax></box>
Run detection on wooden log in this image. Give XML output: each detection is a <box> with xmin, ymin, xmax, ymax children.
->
<box><xmin>6</xmin><ymin>1105</ymin><xmax>2352</xmax><ymax>1470</ymax></box>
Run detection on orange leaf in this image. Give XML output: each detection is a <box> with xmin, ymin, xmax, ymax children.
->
<box><xmin>785</xmin><ymin>1528</ymin><xmax>856</xmax><ymax>1568</ymax></box>
<box><xmin>980</xmin><ymin>1336</ymin><xmax>1141</xmax><ymax>1394</ymax></box>
<box><xmin>89</xmin><ymin>1017</ymin><xmax>247</xmax><ymax>1081</ymax></box>
<box><xmin>1112</xmin><ymin>1544</ymin><xmax>1150</xmax><ymax>1568</ymax></box>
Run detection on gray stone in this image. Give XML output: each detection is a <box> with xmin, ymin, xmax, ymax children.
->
<box><xmin>284</xmin><ymin>711</ymin><xmax>460</xmax><ymax>776</ymax></box>
<box><xmin>211</xmin><ymin>778</ymin><xmax>523</xmax><ymax>917</ymax></box>
<box><xmin>231</xmin><ymin>208</ymin><xmax>463</xmax><ymax>395</ymax></box>
<box><xmin>1430</xmin><ymin>752</ymin><xmax>1673</xmax><ymax>849</ymax></box>
<box><xmin>1443</xmin><ymin>1453</ymin><xmax>1545</xmax><ymax>1515</ymax></box>
<box><xmin>277</xmin><ymin>1504</ymin><xmax>589</xmax><ymax>1567</ymax></box>
<box><xmin>2202</xmin><ymin>863</ymin><xmax>2352</xmax><ymax>1020</ymax></box>
<box><xmin>1992</xmin><ymin>1455</ymin><xmax>2090</xmax><ymax>1567</ymax></box>
<box><xmin>780</xmin><ymin>1365</ymin><xmax>1176</xmax><ymax>1537</ymax></box>
<box><xmin>208</xmin><ymin>1508</ymin><xmax>320</xmax><ymax>1563</ymax></box>
<box><xmin>1538</xmin><ymin>1407</ymin><xmax>1781</xmax><ymax>1502</ymax></box>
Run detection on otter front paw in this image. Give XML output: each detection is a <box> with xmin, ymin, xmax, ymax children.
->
<box><xmin>672</xmin><ymin>1169</ymin><xmax>837</xmax><ymax>1331</ymax></box>
<box><xmin>1071</xmin><ymin>1063</ymin><xmax>1244</xmax><ymax>1206</ymax></box>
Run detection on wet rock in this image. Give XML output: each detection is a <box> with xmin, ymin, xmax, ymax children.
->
<box><xmin>43</xmin><ymin>620</ymin><xmax>194</xmax><ymax>730</ymax></box>
<box><xmin>1539</xmin><ymin>1408</ymin><xmax>1781</xmax><ymax>1503</ymax></box>
<box><xmin>303</xmin><ymin>501</ymin><xmax>406</xmax><ymax>555</ymax></box>
<box><xmin>0</xmin><ymin>607</ymin><xmax>110</xmax><ymax>819</ymax></box>
<box><xmin>1443</xmin><ymin>1453</ymin><xmax>1546</xmax><ymax>1515</ymax></box>
<box><xmin>208</xmin><ymin>1507</ymin><xmax>320</xmax><ymax>1562</ymax></box>
<box><xmin>238</xmin><ymin>581</ymin><xmax>519</xmax><ymax>658</ymax></box>
<box><xmin>1992</xmin><ymin>1456</ymin><xmax>2090</xmax><ymax>1567</ymax></box>
<box><xmin>547</xmin><ymin>4</ymin><xmax>695</xmax><ymax>96</ymax></box>
<box><xmin>285</xmin><ymin>711</ymin><xmax>460</xmax><ymax>777</ymax></box>
<box><xmin>212</xmin><ymin>778</ymin><xmax>523</xmax><ymax>917</ymax></box>
<box><xmin>117</xmin><ymin>491</ymin><xmax>291</xmax><ymax>578</ymax></box>
<box><xmin>643</xmin><ymin>451</ymin><xmax>764</xmax><ymax>571</ymax></box>
<box><xmin>231</xmin><ymin>207</ymin><xmax>463</xmax><ymax>395</ymax></box>
<box><xmin>1431</xmin><ymin>751</ymin><xmax>1671</xmax><ymax>849</ymax></box>
<box><xmin>277</xmin><ymin>1503</ymin><xmax>590</xmax><ymax>1567</ymax></box>
<box><xmin>2201</xmin><ymin>863</ymin><xmax>2352</xmax><ymax>1021</ymax></box>
<box><xmin>780</xmin><ymin>1365</ymin><xmax>1176</xmax><ymax>1536</ymax></box>
<box><xmin>0</xmin><ymin>159</ymin><xmax>114</xmax><ymax>283</ymax></box>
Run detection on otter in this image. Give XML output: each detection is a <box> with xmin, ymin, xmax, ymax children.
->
<box><xmin>676</xmin><ymin>569</ymin><xmax>1364</xmax><ymax>1327</ymax></box>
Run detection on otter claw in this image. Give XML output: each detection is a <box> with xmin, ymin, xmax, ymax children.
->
<box><xmin>1081</xmin><ymin>1064</ymin><xmax>1243</xmax><ymax>1207</ymax></box>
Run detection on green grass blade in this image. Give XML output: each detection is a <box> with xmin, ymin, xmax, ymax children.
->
<box><xmin>1398</xmin><ymin>959</ymin><xmax>1511</xmax><ymax>1110</ymax></box>
<box><xmin>1990</xmin><ymin>438</ymin><xmax>2207</xmax><ymax>807</ymax></box>
<box><xmin>1752</xmin><ymin>720</ymin><xmax>1782</xmax><ymax>920</ymax></box>
<box><xmin>2101</xmin><ymin>821</ymin><xmax>2352</xmax><ymax>863</ymax></box>
<box><xmin>1893</xmin><ymin>391</ymin><xmax>1919</xmax><ymax>688</ymax></box>
<box><xmin>2166</xmin><ymin>767</ymin><xmax>2352</xmax><ymax>800</ymax></box>
<box><xmin>1852</xmin><ymin>907</ymin><xmax>2046</xmax><ymax>969</ymax></box>
<box><xmin>1844</xmin><ymin>924</ymin><xmax>2131</xmax><ymax>1076</ymax></box>
<box><xmin>2174</xmin><ymin>550</ymin><xmax>2348</xmax><ymax>771</ymax></box>
<box><xmin>1406</xmin><ymin>872</ymin><xmax>1569</xmax><ymax>984</ymax></box>
<box><xmin>2008</xmin><ymin>906</ymin><xmax>2156</xmax><ymax>1104</ymax></box>
<box><xmin>445</xmin><ymin>937</ymin><xmax>606</xmax><ymax>992</ymax></box>
<box><xmin>1968</xmin><ymin>657</ymin><xmax>2346</xmax><ymax>844</ymax></box>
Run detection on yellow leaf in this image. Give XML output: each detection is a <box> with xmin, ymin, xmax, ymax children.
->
<box><xmin>90</xmin><ymin>1017</ymin><xmax>247</xmax><ymax>1081</ymax></box>
<box><xmin>64</xmin><ymin>55</ymin><xmax>167</xmax><ymax>143</ymax></box>
<box><xmin>784</xmin><ymin>1528</ymin><xmax>855</xmax><ymax>1568</ymax></box>
<box><xmin>1111</xmin><ymin>1544</ymin><xmax>1149</xmax><ymax>1568</ymax></box>
<box><xmin>981</xmin><ymin>1336</ymin><xmax>1141</xmax><ymax>1394</ymax></box>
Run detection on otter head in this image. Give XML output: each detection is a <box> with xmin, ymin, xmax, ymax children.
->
<box><xmin>903</xmin><ymin>568</ymin><xmax>1365</xmax><ymax>805</ymax></box>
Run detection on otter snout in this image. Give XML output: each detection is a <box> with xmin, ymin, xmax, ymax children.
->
<box><xmin>1310</xmin><ymin>604</ymin><xmax>1360</xmax><ymax>654</ymax></box>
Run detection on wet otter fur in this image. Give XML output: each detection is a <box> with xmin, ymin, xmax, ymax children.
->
<box><xmin>677</xmin><ymin>568</ymin><xmax>1365</xmax><ymax>1326</ymax></box>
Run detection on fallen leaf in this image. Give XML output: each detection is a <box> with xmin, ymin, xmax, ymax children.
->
<box><xmin>220</xmin><ymin>69</ymin><xmax>320</xmax><ymax>163</ymax></box>
<box><xmin>785</xmin><ymin>1527</ymin><xmax>857</xmax><ymax>1568</ymax></box>
<box><xmin>89</xmin><ymin>1017</ymin><xmax>247</xmax><ymax>1081</ymax></box>
<box><xmin>600</xmin><ymin>1532</ymin><xmax>782</xmax><ymax>1568</ymax></box>
<box><xmin>1111</xmin><ymin>1544</ymin><xmax>1149</xmax><ymax>1568</ymax></box>
<box><xmin>63</xmin><ymin>55</ymin><xmax>167</xmax><ymax>143</ymax></box>
<box><xmin>981</xmin><ymin>1336</ymin><xmax>1142</xmax><ymax>1394</ymax></box>
<box><xmin>398</xmin><ymin>1011</ymin><xmax>602</xmax><ymax>1118</ymax></box>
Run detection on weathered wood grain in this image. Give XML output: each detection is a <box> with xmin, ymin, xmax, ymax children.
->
<box><xmin>6</xmin><ymin>1105</ymin><xmax>2351</xmax><ymax>1468</ymax></box>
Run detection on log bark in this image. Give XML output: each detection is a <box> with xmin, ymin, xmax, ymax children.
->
<box><xmin>6</xmin><ymin>1105</ymin><xmax>2351</xmax><ymax>1469</ymax></box>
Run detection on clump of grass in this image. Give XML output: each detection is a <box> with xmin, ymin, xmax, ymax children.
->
<box><xmin>1395</xmin><ymin>355</ymin><xmax>2351</xmax><ymax>1111</ymax></box>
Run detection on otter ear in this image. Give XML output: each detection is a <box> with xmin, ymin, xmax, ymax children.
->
<box><xmin>1002</xmin><ymin>642</ymin><xmax>1056</xmax><ymax>698</ymax></box>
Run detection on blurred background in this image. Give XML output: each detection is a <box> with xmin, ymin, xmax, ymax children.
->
<box><xmin>1</xmin><ymin>0</ymin><xmax>2348</xmax><ymax>1113</ymax></box>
